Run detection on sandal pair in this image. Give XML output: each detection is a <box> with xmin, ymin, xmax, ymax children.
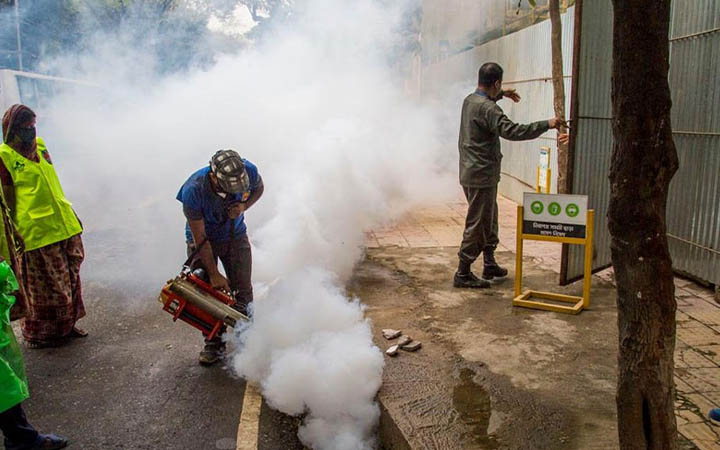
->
<box><xmin>25</xmin><ymin>327</ymin><xmax>88</xmax><ymax>349</ymax></box>
<box><xmin>68</xmin><ymin>327</ymin><xmax>88</xmax><ymax>338</ymax></box>
<box><xmin>25</xmin><ymin>338</ymin><xmax>68</xmax><ymax>349</ymax></box>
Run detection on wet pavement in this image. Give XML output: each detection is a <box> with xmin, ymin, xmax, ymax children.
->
<box><xmin>352</xmin><ymin>247</ymin><xmax>606</xmax><ymax>449</ymax></box>
<box><xmin>15</xmin><ymin>278</ymin><xmax>306</xmax><ymax>450</ymax></box>
<box><xmin>359</xmin><ymin>194</ymin><xmax>718</xmax><ymax>450</ymax></box>
<box><xmin>452</xmin><ymin>368</ymin><xmax>497</xmax><ymax>450</ymax></box>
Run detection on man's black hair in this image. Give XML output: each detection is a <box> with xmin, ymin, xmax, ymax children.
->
<box><xmin>478</xmin><ymin>62</ymin><xmax>504</xmax><ymax>87</ymax></box>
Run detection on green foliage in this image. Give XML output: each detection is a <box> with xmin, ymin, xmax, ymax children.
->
<box><xmin>0</xmin><ymin>0</ymin><xmax>229</xmax><ymax>74</ymax></box>
<box><xmin>517</xmin><ymin>0</ymin><xmax>537</xmax><ymax>13</ymax></box>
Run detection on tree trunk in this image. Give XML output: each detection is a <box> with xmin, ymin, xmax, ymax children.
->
<box><xmin>609</xmin><ymin>1</ymin><xmax>679</xmax><ymax>449</ymax></box>
<box><xmin>548</xmin><ymin>0</ymin><xmax>568</xmax><ymax>193</ymax></box>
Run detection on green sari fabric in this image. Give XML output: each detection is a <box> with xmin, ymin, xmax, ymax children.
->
<box><xmin>0</xmin><ymin>261</ymin><xmax>28</xmax><ymax>413</ymax></box>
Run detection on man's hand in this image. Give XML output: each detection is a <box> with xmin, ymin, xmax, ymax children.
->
<box><xmin>557</xmin><ymin>133</ymin><xmax>570</xmax><ymax>145</ymax></box>
<box><xmin>548</xmin><ymin>117</ymin><xmax>568</xmax><ymax>129</ymax></box>
<box><xmin>502</xmin><ymin>89</ymin><xmax>521</xmax><ymax>103</ymax></box>
<box><xmin>227</xmin><ymin>202</ymin><xmax>247</xmax><ymax>219</ymax></box>
<box><xmin>209</xmin><ymin>271</ymin><xmax>231</xmax><ymax>292</ymax></box>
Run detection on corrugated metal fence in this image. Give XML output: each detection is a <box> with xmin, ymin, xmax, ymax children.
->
<box><xmin>564</xmin><ymin>0</ymin><xmax>720</xmax><ymax>286</ymax></box>
<box><xmin>562</xmin><ymin>0</ymin><xmax>613</xmax><ymax>283</ymax></box>
<box><xmin>665</xmin><ymin>0</ymin><xmax>720</xmax><ymax>285</ymax></box>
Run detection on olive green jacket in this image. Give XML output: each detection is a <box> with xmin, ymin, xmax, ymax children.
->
<box><xmin>458</xmin><ymin>90</ymin><xmax>550</xmax><ymax>188</ymax></box>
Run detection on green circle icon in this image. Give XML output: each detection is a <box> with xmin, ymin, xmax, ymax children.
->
<box><xmin>566</xmin><ymin>203</ymin><xmax>580</xmax><ymax>218</ymax></box>
<box><xmin>530</xmin><ymin>201</ymin><xmax>544</xmax><ymax>215</ymax></box>
<box><xmin>548</xmin><ymin>202</ymin><xmax>562</xmax><ymax>216</ymax></box>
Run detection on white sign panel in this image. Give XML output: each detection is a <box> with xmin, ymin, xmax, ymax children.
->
<box><xmin>523</xmin><ymin>193</ymin><xmax>588</xmax><ymax>238</ymax></box>
<box><xmin>537</xmin><ymin>147</ymin><xmax>550</xmax><ymax>193</ymax></box>
<box><xmin>539</xmin><ymin>147</ymin><xmax>550</xmax><ymax>170</ymax></box>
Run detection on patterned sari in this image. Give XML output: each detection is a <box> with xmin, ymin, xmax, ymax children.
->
<box><xmin>20</xmin><ymin>234</ymin><xmax>85</xmax><ymax>344</ymax></box>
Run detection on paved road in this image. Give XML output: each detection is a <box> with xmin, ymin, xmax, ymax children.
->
<box><xmin>16</xmin><ymin>278</ymin><xmax>306</xmax><ymax>450</ymax></box>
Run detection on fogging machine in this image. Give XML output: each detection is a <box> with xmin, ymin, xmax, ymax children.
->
<box><xmin>158</xmin><ymin>226</ymin><xmax>249</xmax><ymax>340</ymax></box>
<box><xmin>158</xmin><ymin>268</ymin><xmax>249</xmax><ymax>340</ymax></box>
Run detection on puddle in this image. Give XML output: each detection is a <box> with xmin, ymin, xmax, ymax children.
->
<box><xmin>452</xmin><ymin>368</ymin><xmax>499</xmax><ymax>449</ymax></box>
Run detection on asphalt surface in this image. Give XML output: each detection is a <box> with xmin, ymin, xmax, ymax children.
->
<box><xmin>16</xmin><ymin>277</ymin><xmax>306</xmax><ymax>450</ymax></box>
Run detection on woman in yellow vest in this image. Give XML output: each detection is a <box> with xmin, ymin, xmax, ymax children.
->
<box><xmin>0</xmin><ymin>153</ymin><xmax>69</xmax><ymax>448</ymax></box>
<box><xmin>0</xmin><ymin>105</ymin><xmax>86</xmax><ymax>349</ymax></box>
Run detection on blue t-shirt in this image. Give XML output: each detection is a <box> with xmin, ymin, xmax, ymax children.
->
<box><xmin>176</xmin><ymin>160</ymin><xmax>261</xmax><ymax>243</ymax></box>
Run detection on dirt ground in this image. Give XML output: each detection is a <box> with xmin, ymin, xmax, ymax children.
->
<box><xmin>349</xmin><ymin>245</ymin><xmax>697</xmax><ymax>450</ymax></box>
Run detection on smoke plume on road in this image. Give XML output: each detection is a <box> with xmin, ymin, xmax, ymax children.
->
<box><xmin>39</xmin><ymin>0</ymin><xmax>454</xmax><ymax>448</ymax></box>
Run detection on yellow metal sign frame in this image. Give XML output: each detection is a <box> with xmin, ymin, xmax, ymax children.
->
<box><xmin>513</xmin><ymin>205</ymin><xmax>595</xmax><ymax>314</ymax></box>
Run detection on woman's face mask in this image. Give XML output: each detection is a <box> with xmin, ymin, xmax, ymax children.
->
<box><xmin>15</xmin><ymin>126</ymin><xmax>36</xmax><ymax>144</ymax></box>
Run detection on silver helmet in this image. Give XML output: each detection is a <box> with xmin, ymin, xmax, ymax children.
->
<box><xmin>210</xmin><ymin>149</ymin><xmax>250</xmax><ymax>194</ymax></box>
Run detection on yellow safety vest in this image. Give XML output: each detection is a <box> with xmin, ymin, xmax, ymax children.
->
<box><xmin>0</xmin><ymin>138</ymin><xmax>82</xmax><ymax>251</ymax></box>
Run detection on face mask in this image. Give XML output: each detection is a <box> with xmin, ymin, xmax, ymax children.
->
<box><xmin>493</xmin><ymin>82</ymin><xmax>504</xmax><ymax>101</ymax></box>
<box><xmin>16</xmin><ymin>127</ymin><xmax>36</xmax><ymax>144</ymax></box>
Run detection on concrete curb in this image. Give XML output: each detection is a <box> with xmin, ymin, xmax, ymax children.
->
<box><xmin>378</xmin><ymin>398</ymin><xmax>412</xmax><ymax>450</ymax></box>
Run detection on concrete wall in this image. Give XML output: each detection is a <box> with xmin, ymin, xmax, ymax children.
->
<box><xmin>420</xmin><ymin>3</ymin><xmax>575</xmax><ymax>204</ymax></box>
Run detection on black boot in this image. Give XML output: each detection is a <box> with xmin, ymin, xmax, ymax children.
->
<box><xmin>482</xmin><ymin>248</ymin><xmax>508</xmax><ymax>280</ymax></box>
<box><xmin>454</xmin><ymin>260</ymin><xmax>490</xmax><ymax>288</ymax></box>
<box><xmin>199</xmin><ymin>337</ymin><xmax>226</xmax><ymax>366</ymax></box>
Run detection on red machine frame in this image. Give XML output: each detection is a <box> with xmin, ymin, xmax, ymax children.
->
<box><xmin>160</xmin><ymin>273</ymin><xmax>237</xmax><ymax>341</ymax></box>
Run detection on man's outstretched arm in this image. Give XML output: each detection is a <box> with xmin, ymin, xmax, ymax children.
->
<box><xmin>488</xmin><ymin>106</ymin><xmax>561</xmax><ymax>141</ymax></box>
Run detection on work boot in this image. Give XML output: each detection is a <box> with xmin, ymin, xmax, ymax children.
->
<box><xmin>453</xmin><ymin>271</ymin><xmax>490</xmax><ymax>289</ymax></box>
<box><xmin>235</xmin><ymin>302</ymin><xmax>249</xmax><ymax>316</ymax></box>
<box><xmin>199</xmin><ymin>338</ymin><xmax>225</xmax><ymax>366</ymax></box>
<box><xmin>482</xmin><ymin>249</ymin><xmax>508</xmax><ymax>280</ymax></box>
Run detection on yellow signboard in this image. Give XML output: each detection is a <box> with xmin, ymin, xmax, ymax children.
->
<box><xmin>514</xmin><ymin>193</ymin><xmax>594</xmax><ymax>315</ymax></box>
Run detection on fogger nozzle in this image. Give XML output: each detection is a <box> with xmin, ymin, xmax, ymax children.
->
<box><xmin>167</xmin><ymin>278</ymin><xmax>248</xmax><ymax>327</ymax></box>
<box><xmin>159</xmin><ymin>274</ymin><xmax>249</xmax><ymax>340</ymax></box>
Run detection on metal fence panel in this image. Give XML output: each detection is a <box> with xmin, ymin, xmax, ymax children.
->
<box><xmin>564</xmin><ymin>0</ymin><xmax>614</xmax><ymax>282</ymax></box>
<box><xmin>665</xmin><ymin>0</ymin><xmax>720</xmax><ymax>284</ymax></box>
<box><xmin>565</xmin><ymin>0</ymin><xmax>720</xmax><ymax>285</ymax></box>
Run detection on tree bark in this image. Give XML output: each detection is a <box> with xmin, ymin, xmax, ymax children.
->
<box><xmin>609</xmin><ymin>1</ymin><xmax>679</xmax><ymax>449</ymax></box>
<box><xmin>548</xmin><ymin>0</ymin><xmax>568</xmax><ymax>193</ymax></box>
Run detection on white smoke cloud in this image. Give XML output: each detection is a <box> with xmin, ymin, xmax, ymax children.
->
<box><xmin>234</xmin><ymin>269</ymin><xmax>383</xmax><ymax>449</ymax></box>
<box><xmin>35</xmin><ymin>0</ymin><xmax>457</xmax><ymax>448</ymax></box>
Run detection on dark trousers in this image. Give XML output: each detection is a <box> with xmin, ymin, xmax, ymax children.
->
<box><xmin>0</xmin><ymin>404</ymin><xmax>39</xmax><ymax>450</ymax></box>
<box><xmin>187</xmin><ymin>234</ymin><xmax>254</xmax><ymax>307</ymax></box>
<box><xmin>458</xmin><ymin>185</ymin><xmax>500</xmax><ymax>265</ymax></box>
<box><xmin>187</xmin><ymin>234</ymin><xmax>253</xmax><ymax>344</ymax></box>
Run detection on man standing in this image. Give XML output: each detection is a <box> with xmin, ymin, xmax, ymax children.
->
<box><xmin>455</xmin><ymin>62</ymin><xmax>563</xmax><ymax>289</ymax></box>
<box><xmin>177</xmin><ymin>150</ymin><xmax>263</xmax><ymax>365</ymax></box>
